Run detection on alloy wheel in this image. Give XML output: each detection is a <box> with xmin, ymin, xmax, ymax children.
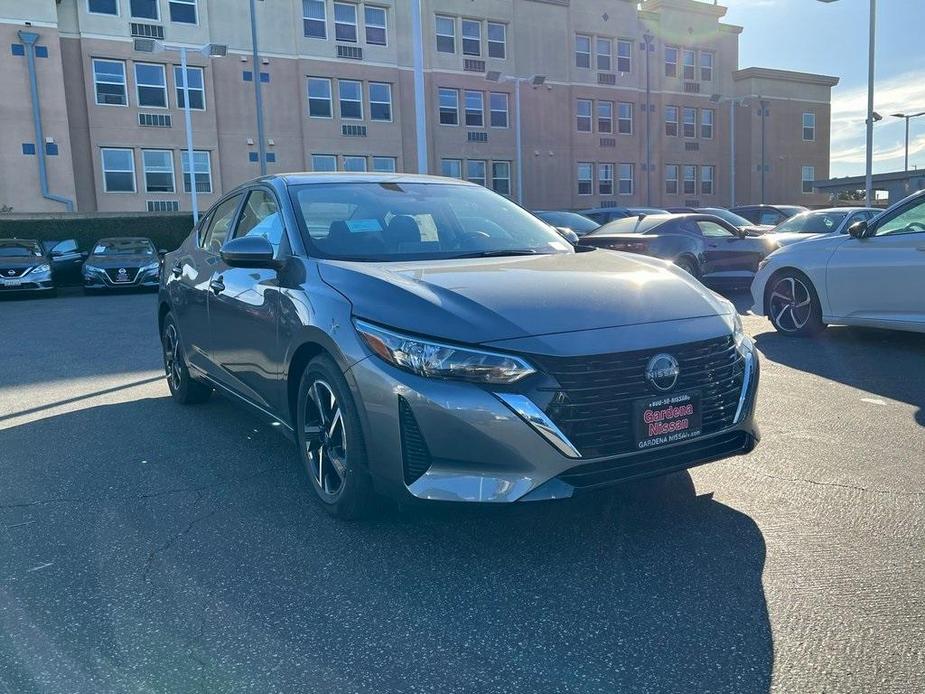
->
<box><xmin>769</xmin><ymin>276</ymin><xmax>813</xmax><ymax>333</ymax></box>
<box><xmin>163</xmin><ymin>323</ymin><xmax>182</xmax><ymax>391</ymax></box>
<box><xmin>303</xmin><ymin>379</ymin><xmax>348</xmax><ymax>498</ymax></box>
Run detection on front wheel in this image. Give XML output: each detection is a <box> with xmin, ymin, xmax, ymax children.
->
<box><xmin>161</xmin><ymin>314</ymin><xmax>212</xmax><ymax>403</ymax></box>
<box><xmin>674</xmin><ymin>257</ymin><xmax>699</xmax><ymax>277</ymax></box>
<box><xmin>766</xmin><ymin>272</ymin><xmax>826</xmax><ymax>336</ymax></box>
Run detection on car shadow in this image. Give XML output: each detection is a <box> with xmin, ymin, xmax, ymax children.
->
<box><xmin>0</xmin><ymin>395</ymin><xmax>772</xmax><ymax>693</ymax></box>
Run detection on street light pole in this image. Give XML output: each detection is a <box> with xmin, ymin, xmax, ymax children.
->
<box><xmin>178</xmin><ymin>46</ymin><xmax>198</xmax><ymax>222</ymax></box>
<box><xmin>729</xmin><ymin>98</ymin><xmax>736</xmax><ymax>206</ymax></box>
<box><xmin>760</xmin><ymin>99</ymin><xmax>768</xmax><ymax>204</ymax></box>
<box><xmin>890</xmin><ymin>112</ymin><xmax>925</xmax><ymax>173</ymax></box>
<box><xmin>643</xmin><ymin>34</ymin><xmax>653</xmax><ymax>207</ymax></box>
<box><xmin>249</xmin><ymin>0</ymin><xmax>267</xmax><ymax>176</ymax></box>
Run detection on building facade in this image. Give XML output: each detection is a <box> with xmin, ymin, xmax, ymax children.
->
<box><xmin>0</xmin><ymin>0</ymin><xmax>838</xmax><ymax>215</ymax></box>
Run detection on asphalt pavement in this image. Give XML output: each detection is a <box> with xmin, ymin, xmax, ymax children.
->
<box><xmin>0</xmin><ymin>289</ymin><xmax>922</xmax><ymax>693</ymax></box>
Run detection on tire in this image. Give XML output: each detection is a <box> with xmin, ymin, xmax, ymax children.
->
<box><xmin>296</xmin><ymin>355</ymin><xmax>374</xmax><ymax>519</ymax></box>
<box><xmin>161</xmin><ymin>313</ymin><xmax>212</xmax><ymax>404</ymax></box>
<box><xmin>674</xmin><ymin>256</ymin><xmax>699</xmax><ymax>277</ymax></box>
<box><xmin>766</xmin><ymin>271</ymin><xmax>826</xmax><ymax>336</ymax></box>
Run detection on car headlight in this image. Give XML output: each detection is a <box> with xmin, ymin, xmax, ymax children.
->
<box><xmin>83</xmin><ymin>264</ymin><xmax>101</xmax><ymax>275</ymax></box>
<box><xmin>28</xmin><ymin>264</ymin><xmax>51</xmax><ymax>275</ymax></box>
<box><xmin>354</xmin><ymin>319</ymin><xmax>536</xmax><ymax>384</ymax></box>
<box><xmin>140</xmin><ymin>261</ymin><xmax>159</xmax><ymax>273</ymax></box>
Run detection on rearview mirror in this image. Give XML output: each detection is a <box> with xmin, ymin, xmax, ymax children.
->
<box><xmin>848</xmin><ymin>220</ymin><xmax>868</xmax><ymax>239</ymax></box>
<box><xmin>220</xmin><ymin>236</ymin><xmax>278</xmax><ymax>268</ymax></box>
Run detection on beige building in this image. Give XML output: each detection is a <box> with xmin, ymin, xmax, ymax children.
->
<box><xmin>0</xmin><ymin>0</ymin><xmax>837</xmax><ymax>214</ymax></box>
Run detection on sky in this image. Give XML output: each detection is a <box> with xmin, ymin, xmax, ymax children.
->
<box><xmin>722</xmin><ymin>0</ymin><xmax>925</xmax><ymax>178</ymax></box>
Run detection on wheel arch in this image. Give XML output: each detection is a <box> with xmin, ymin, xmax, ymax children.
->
<box><xmin>762</xmin><ymin>266</ymin><xmax>819</xmax><ymax>315</ymax></box>
<box><xmin>157</xmin><ymin>301</ymin><xmax>171</xmax><ymax>335</ymax></box>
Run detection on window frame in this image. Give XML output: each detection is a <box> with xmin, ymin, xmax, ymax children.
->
<box><xmin>618</xmin><ymin>163</ymin><xmax>634</xmax><ymax>196</ymax></box>
<box><xmin>700</xmin><ymin>108</ymin><xmax>714</xmax><ymax>140</ymax></box>
<box><xmin>665</xmin><ymin>105</ymin><xmax>679</xmax><ymax>137</ymax></box>
<box><xmin>142</xmin><ymin>148</ymin><xmax>176</xmax><ymax>194</ymax></box>
<box><xmin>617</xmin><ymin>39</ymin><xmax>632</xmax><ymax>73</ymax></box>
<box><xmin>134</xmin><ymin>62</ymin><xmax>168</xmax><ymax>109</ymax></box>
<box><xmin>130</xmin><ymin>0</ymin><xmax>159</xmax><ymax>21</ymax></box>
<box><xmin>576</xmin><ymin>98</ymin><xmax>593</xmax><ymax>133</ymax></box>
<box><xmin>200</xmin><ymin>193</ymin><xmax>244</xmax><ymax>253</ymax></box>
<box><xmin>700</xmin><ymin>51</ymin><xmax>714</xmax><ymax>82</ymax></box>
<box><xmin>333</xmin><ymin>2</ymin><xmax>359</xmax><ymax>43</ymax></box>
<box><xmin>343</xmin><ymin>156</ymin><xmax>368</xmax><ymax>173</ymax></box>
<box><xmin>665</xmin><ymin>46</ymin><xmax>678</xmax><ymax>78</ymax></box>
<box><xmin>88</xmin><ymin>0</ymin><xmax>119</xmax><ymax>16</ymax></box>
<box><xmin>577</xmin><ymin>162</ymin><xmax>593</xmax><ymax>196</ymax></box>
<box><xmin>682</xmin><ymin>48</ymin><xmax>696</xmax><ymax>80</ymax></box>
<box><xmin>464</xmin><ymin>90</ymin><xmax>485</xmax><ymax>128</ymax></box>
<box><xmin>435</xmin><ymin>15</ymin><xmax>456</xmax><ymax>54</ymax></box>
<box><xmin>307</xmin><ymin>77</ymin><xmax>333</xmax><ymax>118</ymax></box>
<box><xmin>338</xmin><ymin>79</ymin><xmax>364</xmax><ymax>121</ymax></box>
<box><xmin>182</xmin><ymin>149</ymin><xmax>213</xmax><ymax>194</ymax></box>
<box><xmin>489</xmin><ymin>92</ymin><xmax>509</xmax><ymax>128</ymax></box>
<box><xmin>364</xmin><ymin>5</ymin><xmax>388</xmax><ymax>46</ymax></box>
<box><xmin>575</xmin><ymin>34</ymin><xmax>591</xmax><ymax>69</ymax></box>
<box><xmin>487</xmin><ymin>22</ymin><xmax>506</xmax><ymax>59</ymax></box>
<box><xmin>441</xmin><ymin>158</ymin><xmax>462</xmax><ymax>178</ymax></box>
<box><xmin>491</xmin><ymin>161</ymin><xmax>511</xmax><ymax>196</ymax></box>
<box><xmin>92</xmin><ymin>58</ymin><xmax>128</xmax><ymax>107</ymax></box>
<box><xmin>174</xmin><ymin>65</ymin><xmax>205</xmax><ymax>111</ymax></box>
<box><xmin>682</xmin><ymin>107</ymin><xmax>697</xmax><ymax>138</ymax></box>
<box><xmin>665</xmin><ymin>164</ymin><xmax>679</xmax><ymax>195</ymax></box>
<box><xmin>801</xmin><ymin>165</ymin><xmax>815</xmax><ymax>195</ymax></box>
<box><xmin>438</xmin><ymin>87</ymin><xmax>459</xmax><ymax>126</ymax></box>
<box><xmin>683</xmin><ymin>165</ymin><xmax>697</xmax><ymax>195</ymax></box>
<box><xmin>312</xmin><ymin>154</ymin><xmax>338</xmax><ymax>172</ymax></box>
<box><xmin>803</xmin><ymin>112</ymin><xmax>816</xmax><ymax>142</ymax></box>
<box><xmin>466</xmin><ymin>159</ymin><xmax>487</xmax><ymax>187</ymax></box>
<box><xmin>596</xmin><ymin>37</ymin><xmax>612</xmax><ymax>72</ymax></box>
<box><xmin>461</xmin><ymin>18</ymin><xmax>481</xmax><ymax>57</ymax></box>
<box><xmin>232</xmin><ymin>187</ymin><xmax>286</xmax><ymax>256</ymax></box>
<box><xmin>701</xmin><ymin>165</ymin><xmax>715</xmax><ymax>196</ymax></box>
<box><xmin>101</xmin><ymin>147</ymin><xmax>136</xmax><ymax>193</ymax></box>
<box><xmin>597</xmin><ymin>101</ymin><xmax>613</xmax><ymax>134</ymax></box>
<box><xmin>303</xmin><ymin>0</ymin><xmax>327</xmax><ymax>39</ymax></box>
<box><xmin>371</xmin><ymin>156</ymin><xmax>397</xmax><ymax>173</ymax></box>
<box><xmin>168</xmin><ymin>0</ymin><xmax>198</xmax><ymax>25</ymax></box>
<box><xmin>598</xmin><ymin>163</ymin><xmax>614</xmax><ymax>196</ymax></box>
<box><xmin>368</xmin><ymin>81</ymin><xmax>393</xmax><ymax>122</ymax></box>
<box><xmin>617</xmin><ymin>102</ymin><xmax>633</xmax><ymax>135</ymax></box>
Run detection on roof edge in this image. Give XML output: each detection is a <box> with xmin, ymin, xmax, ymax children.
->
<box><xmin>734</xmin><ymin>67</ymin><xmax>840</xmax><ymax>87</ymax></box>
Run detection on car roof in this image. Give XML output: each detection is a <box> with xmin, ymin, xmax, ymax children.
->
<box><xmin>273</xmin><ymin>172</ymin><xmax>472</xmax><ymax>186</ymax></box>
<box><xmin>95</xmin><ymin>236</ymin><xmax>154</xmax><ymax>243</ymax></box>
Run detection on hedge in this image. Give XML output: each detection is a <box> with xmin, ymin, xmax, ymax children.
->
<box><xmin>0</xmin><ymin>213</ymin><xmax>195</xmax><ymax>252</ymax></box>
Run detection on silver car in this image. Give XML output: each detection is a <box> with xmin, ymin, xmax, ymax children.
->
<box><xmin>762</xmin><ymin>207</ymin><xmax>880</xmax><ymax>247</ymax></box>
<box><xmin>158</xmin><ymin>174</ymin><xmax>760</xmax><ymax>518</ymax></box>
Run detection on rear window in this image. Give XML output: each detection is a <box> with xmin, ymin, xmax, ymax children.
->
<box><xmin>587</xmin><ymin>215</ymin><xmax>666</xmax><ymax>236</ymax></box>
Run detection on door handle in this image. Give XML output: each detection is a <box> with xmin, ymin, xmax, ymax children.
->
<box><xmin>209</xmin><ymin>277</ymin><xmax>225</xmax><ymax>294</ymax></box>
<box><xmin>171</xmin><ymin>263</ymin><xmax>182</xmax><ymax>278</ymax></box>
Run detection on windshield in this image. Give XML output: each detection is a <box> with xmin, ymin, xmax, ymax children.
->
<box><xmin>0</xmin><ymin>240</ymin><xmax>42</xmax><ymax>257</ymax></box>
<box><xmin>290</xmin><ymin>182</ymin><xmax>571</xmax><ymax>261</ymax></box>
<box><xmin>534</xmin><ymin>211</ymin><xmax>600</xmax><ymax>235</ymax></box>
<box><xmin>92</xmin><ymin>239</ymin><xmax>156</xmax><ymax>256</ymax></box>
<box><xmin>586</xmin><ymin>215</ymin><xmax>667</xmax><ymax>236</ymax></box>
<box><xmin>699</xmin><ymin>208</ymin><xmax>753</xmax><ymax>227</ymax></box>
<box><xmin>773</xmin><ymin>211</ymin><xmax>847</xmax><ymax>234</ymax></box>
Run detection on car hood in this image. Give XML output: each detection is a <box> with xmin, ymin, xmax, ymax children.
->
<box><xmin>318</xmin><ymin>250</ymin><xmax>731</xmax><ymax>344</ymax></box>
<box><xmin>86</xmin><ymin>253</ymin><xmax>157</xmax><ymax>268</ymax></box>
<box><xmin>763</xmin><ymin>231</ymin><xmax>827</xmax><ymax>246</ymax></box>
<box><xmin>743</xmin><ymin>224</ymin><xmax>773</xmax><ymax>237</ymax></box>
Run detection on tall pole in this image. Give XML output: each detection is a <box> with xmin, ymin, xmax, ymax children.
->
<box><xmin>514</xmin><ymin>78</ymin><xmax>523</xmax><ymax>204</ymax></box>
<box><xmin>729</xmin><ymin>99</ymin><xmax>736</xmax><ymax>207</ymax></box>
<box><xmin>250</xmin><ymin>0</ymin><xmax>267</xmax><ymax>176</ymax></box>
<box><xmin>410</xmin><ymin>0</ymin><xmax>428</xmax><ymax>173</ymax></box>
<box><xmin>760</xmin><ymin>99</ymin><xmax>768</xmax><ymax>204</ymax></box>
<box><xmin>644</xmin><ymin>35</ymin><xmax>653</xmax><ymax>207</ymax></box>
<box><xmin>904</xmin><ymin>116</ymin><xmax>910</xmax><ymax>173</ymax></box>
<box><xmin>179</xmin><ymin>47</ymin><xmax>198</xmax><ymax>223</ymax></box>
<box><xmin>864</xmin><ymin>0</ymin><xmax>876</xmax><ymax>205</ymax></box>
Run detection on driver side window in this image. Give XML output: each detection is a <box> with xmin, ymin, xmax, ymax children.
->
<box><xmin>201</xmin><ymin>194</ymin><xmax>243</xmax><ymax>253</ymax></box>
<box><xmin>698</xmin><ymin>221</ymin><xmax>735</xmax><ymax>238</ymax></box>
<box><xmin>234</xmin><ymin>189</ymin><xmax>284</xmax><ymax>254</ymax></box>
<box><xmin>874</xmin><ymin>198</ymin><xmax>925</xmax><ymax>237</ymax></box>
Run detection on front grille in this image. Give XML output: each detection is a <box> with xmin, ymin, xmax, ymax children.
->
<box><xmin>105</xmin><ymin>268</ymin><xmax>139</xmax><ymax>284</ymax></box>
<box><xmin>0</xmin><ymin>267</ymin><xmax>30</xmax><ymax>278</ymax></box>
<box><xmin>531</xmin><ymin>336</ymin><xmax>745</xmax><ymax>458</ymax></box>
<box><xmin>399</xmin><ymin>397</ymin><xmax>431</xmax><ymax>484</ymax></box>
<box><xmin>558</xmin><ymin>431</ymin><xmax>751</xmax><ymax>491</ymax></box>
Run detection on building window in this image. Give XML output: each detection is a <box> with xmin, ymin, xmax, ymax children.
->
<box><xmin>597</xmin><ymin>101</ymin><xmax>613</xmax><ymax>134</ymax></box>
<box><xmin>489</xmin><ymin>92</ymin><xmax>508</xmax><ymax>128</ymax></box>
<box><xmin>577</xmin><ymin>162</ymin><xmax>593</xmax><ymax>195</ymax></box>
<box><xmin>312</xmin><ymin>154</ymin><xmax>337</xmax><ymax>171</ymax></box>
<box><xmin>439</xmin><ymin>88</ymin><xmax>459</xmax><ymax>125</ymax></box>
<box><xmin>92</xmin><ymin>59</ymin><xmax>127</xmax><ymax>106</ymax></box>
<box><xmin>130</xmin><ymin>0</ymin><xmax>158</xmax><ymax>20</ymax></box>
<box><xmin>372</xmin><ymin>156</ymin><xmax>397</xmax><ymax>173</ymax></box>
<box><xmin>467</xmin><ymin>159</ymin><xmax>487</xmax><ymax>187</ymax></box>
<box><xmin>88</xmin><ymin>0</ymin><xmax>118</xmax><ymax>15</ymax></box>
<box><xmin>142</xmin><ymin>149</ymin><xmax>175</xmax><ymax>193</ymax></box>
<box><xmin>683</xmin><ymin>165</ymin><xmax>697</xmax><ymax>195</ymax></box>
<box><xmin>307</xmin><ymin>77</ymin><xmax>332</xmax><ymax>117</ymax></box>
<box><xmin>135</xmin><ymin>63</ymin><xmax>168</xmax><ymax>108</ymax></box>
<box><xmin>369</xmin><ymin>82</ymin><xmax>392</xmax><ymax>121</ymax></box>
<box><xmin>803</xmin><ymin>112</ymin><xmax>816</xmax><ymax>141</ymax></box>
<box><xmin>333</xmin><ymin>2</ymin><xmax>358</xmax><ymax>42</ymax></box>
<box><xmin>665</xmin><ymin>106</ymin><xmax>678</xmax><ymax>137</ymax></box>
<box><xmin>435</xmin><ymin>16</ymin><xmax>455</xmax><ymax>53</ymax></box>
<box><xmin>344</xmin><ymin>156</ymin><xmax>367</xmax><ymax>172</ymax></box>
<box><xmin>182</xmin><ymin>150</ymin><xmax>212</xmax><ymax>193</ymax></box>
<box><xmin>701</xmin><ymin>165</ymin><xmax>715</xmax><ymax>195</ymax></box>
<box><xmin>338</xmin><ymin>79</ymin><xmax>363</xmax><ymax>120</ymax></box>
<box><xmin>168</xmin><ymin>0</ymin><xmax>197</xmax><ymax>24</ymax></box>
<box><xmin>462</xmin><ymin>19</ymin><xmax>481</xmax><ymax>56</ymax></box>
<box><xmin>665</xmin><ymin>165</ymin><xmax>679</xmax><ymax>194</ymax></box>
<box><xmin>665</xmin><ymin>46</ymin><xmax>678</xmax><ymax>78</ymax></box>
<box><xmin>303</xmin><ymin>0</ymin><xmax>326</xmax><ymax>39</ymax></box>
<box><xmin>487</xmin><ymin>22</ymin><xmax>506</xmax><ymax>59</ymax></box>
<box><xmin>492</xmin><ymin>161</ymin><xmax>511</xmax><ymax>195</ymax></box>
<box><xmin>465</xmin><ymin>90</ymin><xmax>484</xmax><ymax>127</ymax></box>
<box><xmin>618</xmin><ymin>102</ymin><xmax>633</xmax><ymax>135</ymax></box>
<box><xmin>575</xmin><ymin>35</ymin><xmax>591</xmax><ymax>69</ymax></box>
<box><xmin>174</xmin><ymin>66</ymin><xmax>205</xmax><ymax>110</ymax></box>
<box><xmin>682</xmin><ymin>107</ymin><xmax>696</xmax><ymax>138</ymax></box>
<box><xmin>618</xmin><ymin>164</ymin><xmax>634</xmax><ymax>195</ymax></box>
<box><xmin>617</xmin><ymin>39</ymin><xmax>632</xmax><ymax>73</ymax></box>
<box><xmin>101</xmin><ymin>148</ymin><xmax>135</xmax><ymax>192</ymax></box>
<box><xmin>577</xmin><ymin>99</ymin><xmax>592</xmax><ymax>132</ymax></box>
<box><xmin>700</xmin><ymin>108</ymin><xmax>714</xmax><ymax>139</ymax></box>
<box><xmin>700</xmin><ymin>51</ymin><xmax>714</xmax><ymax>81</ymax></box>
<box><xmin>598</xmin><ymin>163</ymin><xmax>614</xmax><ymax>195</ymax></box>
<box><xmin>802</xmin><ymin>165</ymin><xmax>815</xmax><ymax>194</ymax></box>
<box><xmin>365</xmin><ymin>6</ymin><xmax>387</xmax><ymax>45</ymax></box>
<box><xmin>441</xmin><ymin>158</ymin><xmax>462</xmax><ymax>178</ymax></box>
<box><xmin>682</xmin><ymin>49</ymin><xmax>696</xmax><ymax>80</ymax></box>
<box><xmin>596</xmin><ymin>37</ymin><xmax>612</xmax><ymax>71</ymax></box>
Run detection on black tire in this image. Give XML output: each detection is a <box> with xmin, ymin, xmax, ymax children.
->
<box><xmin>296</xmin><ymin>355</ymin><xmax>374</xmax><ymax>519</ymax></box>
<box><xmin>161</xmin><ymin>313</ymin><xmax>212</xmax><ymax>404</ymax></box>
<box><xmin>766</xmin><ymin>271</ymin><xmax>826</xmax><ymax>337</ymax></box>
<box><xmin>674</xmin><ymin>256</ymin><xmax>699</xmax><ymax>278</ymax></box>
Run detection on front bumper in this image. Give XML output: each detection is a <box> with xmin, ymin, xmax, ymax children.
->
<box><xmin>84</xmin><ymin>267</ymin><xmax>159</xmax><ymax>290</ymax></box>
<box><xmin>347</xmin><ymin>334</ymin><xmax>761</xmax><ymax>504</ymax></box>
<box><xmin>0</xmin><ymin>273</ymin><xmax>54</xmax><ymax>293</ymax></box>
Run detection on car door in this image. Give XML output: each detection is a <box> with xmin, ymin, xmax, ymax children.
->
<box><xmin>697</xmin><ymin>220</ymin><xmax>765</xmax><ymax>278</ymax></box>
<box><xmin>826</xmin><ymin>196</ymin><xmax>925</xmax><ymax>326</ymax></box>
<box><xmin>207</xmin><ymin>187</ymin><xmax>286</xmax><ymax>413</ymax></box>
<box><xmin>49</xmin><ymin>239</ymin><xmax>83</xmax><ymax>284</ymax></box>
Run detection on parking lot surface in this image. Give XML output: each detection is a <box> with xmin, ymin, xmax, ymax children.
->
<box><xmin>1</xmin><ymin>290</ymin><xmax>923</xmax><ymax>693</ymax></box>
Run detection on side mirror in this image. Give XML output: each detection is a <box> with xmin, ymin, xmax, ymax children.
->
<box><xmin>80</xmin><ymin>251</ymin><xmax>89</xmax><ymax>259</ymax></box>
<box><xmin>158</xmin><ymin>249</ymin><xmax>168</xmax><ymax>257</ymax></box>
<box><xmin>848</xmin><ymin>220</ymin><xmax>868</xmax><ymax>239</ymax></box>
<box><xmin>736</xmin><ymin>227</ymin><xmax>748</xmax><ymax>239</ymax></box>
<box><xmin>554</xmin><ymin>226</ymin><xmax>580</xmax><ymax>245</ymax></box>
<box><xmin>219</xmin><ymin>236</ymin><xmax>278</xmax><ymax>269</ymax></box>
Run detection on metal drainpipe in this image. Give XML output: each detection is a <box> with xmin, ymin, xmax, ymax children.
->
<box><xmin>18</xmin><ymin>30</ymin><xmax>75</xmax><ymax>212</ymax></box>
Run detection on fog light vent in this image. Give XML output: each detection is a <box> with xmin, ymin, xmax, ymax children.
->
<box><xmin>399</xmin><ymin>397</ymin><xmax>431</xmax><ymax>485</ymax></box>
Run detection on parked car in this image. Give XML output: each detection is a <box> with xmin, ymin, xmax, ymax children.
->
<box><xmin>0</xmin><ymin>238</ymin><xmax>55</xmax><ymax>295</ymax></box>
<box><xmin>40</xmin><ymin>239</ymin><xmax>86</xmax><ymax>284</ymax></box>
<box><xmin>533</xmin><ymin>210</ymin><xmax>600</xmax><ymax>237</ymax></box>
<box><xmin>82</xmin><ymin>237</ymin><xmax>161</xmax><ymax>292</ymax></box>
<box><xmin>752</xmin><ymin>190</ymin><xmax>925</xmax><ymax>336</ymax></box>
<box><xmin>696</xmin><ymin>208</ymin><xmax>774</xmax><ymax>236</ymax></box>
<box><xmin>581</xmin><ymin>213</ymin><xmax>779</xmax><ymax>287</ymax></box>
<box><xmin>578</xmin><ymin>206</ymin><xmax>669</xmax><ymax>225</ymax></box>
<box><xmin>761</xmin><ymin>207</ymin><xmax>880</xmax><ymax>247</ymax></box>
<box><xmin>158</xmin><ymin>174</ymin><xmax>760</xmax><ymax>517</ymax></box>
<box><xmin>729</xmin><ymin>204</ymin><xmax>808</xmax><ymax>226</ymax></box>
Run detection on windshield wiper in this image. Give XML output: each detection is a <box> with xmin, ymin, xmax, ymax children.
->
<box><xmin>451</xmin><ymin>248</ymin><xmax>542</xmax><ymax>259</ymax></box>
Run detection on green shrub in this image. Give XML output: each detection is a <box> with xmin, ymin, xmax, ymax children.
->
<box><xmin>0</xmin><ymin>214</ymin><xmax>195</xmax><ymax>252</ymax></box>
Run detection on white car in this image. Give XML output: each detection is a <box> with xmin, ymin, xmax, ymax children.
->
<box><xmin>762</xmin><ymin>207</ymin><xmax>879</xmax><ymax>247</ymax></box>
<box><xmin>751</xmin><ymin>191</ymin><xmax>925</xmax><ymax>336</ymax></box>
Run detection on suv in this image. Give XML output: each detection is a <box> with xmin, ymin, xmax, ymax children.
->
<box><xmin>158</xmin><ymin>174</ymin><xmax>760</xmax><ymax>517</ymax></box>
